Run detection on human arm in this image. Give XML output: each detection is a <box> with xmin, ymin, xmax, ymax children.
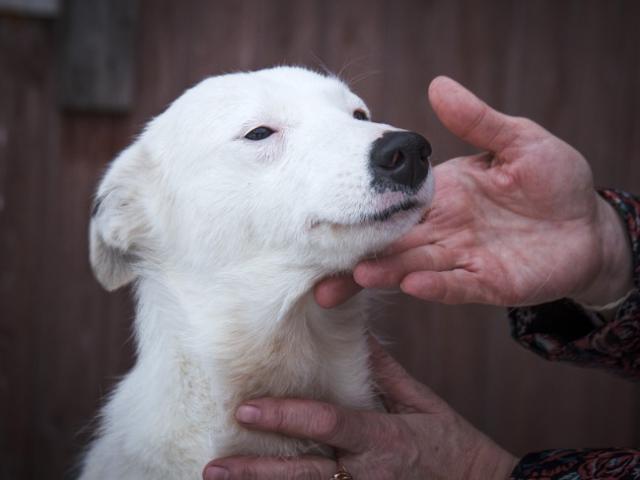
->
<box><xmin>509</xmin><ymin>189</ymin><xmax>640</xmax><ymax>379</ymax></box>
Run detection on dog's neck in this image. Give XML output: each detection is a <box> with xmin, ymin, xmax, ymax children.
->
<box><xmin>129</xmin><ymin>256</ymin><xmax>375</xmax><ymax>454</ymax></box>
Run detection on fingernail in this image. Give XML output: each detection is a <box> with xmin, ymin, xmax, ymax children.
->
<box><xmin>204</xmin><ymin>465</ymin><xmax>229</xmax><ymax>480</ymax></box>
<box><xmin>236</xmin><ymin>404</ymin><xmax>261</xmax><ymax>423</ymax></box>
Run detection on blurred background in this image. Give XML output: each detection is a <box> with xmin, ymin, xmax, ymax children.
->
<box><xmin>1</xmin><ymin>0</ymin><xmax>639</xmax><ymax>478</ymax></box>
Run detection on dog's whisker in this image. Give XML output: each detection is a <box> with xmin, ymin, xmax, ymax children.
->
<box><xmin>309</xmin><ymin>49</ymin><xmax>332</xmax><ymax>76</ymax></box>
<box><xmin>337</xmin><ymin>53</ymin><xmax>375</xmax><ymax>80</ymax></box>
<box><xmin>347</xmin><ymin>69</ymin><xmax>382</xmax><ymax>87</ymax></box>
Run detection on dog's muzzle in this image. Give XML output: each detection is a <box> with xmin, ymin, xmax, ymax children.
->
<box><xmin>369</xmin><ymin>131</ymin><xmax>431</xmax><ymax>192</ymax></box>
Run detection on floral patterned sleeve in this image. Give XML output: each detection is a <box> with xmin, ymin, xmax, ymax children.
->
<box><xmin>507</xmin><ymin>189</ymin><xmax>640</xmax><ymax>479</ymax></box>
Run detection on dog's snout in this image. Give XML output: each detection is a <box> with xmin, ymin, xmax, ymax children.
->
<box><xmin>369</xmin><ymin>131</ymin><xmax>431</xmax><ymax>191</ymax></box>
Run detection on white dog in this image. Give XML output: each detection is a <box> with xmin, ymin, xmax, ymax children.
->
<box><xmin>80</xmin><ymin>66</ymin><xmax>434</xmax><ymax>479</ymax></box>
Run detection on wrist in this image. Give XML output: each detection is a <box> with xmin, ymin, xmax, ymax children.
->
<box><xmin>467</xmin><ymin>438</ymin><xmax>518</xmax><ymax>480</ymax></box>
<box><xmin>492</xmin><ymin>453</ymin><xmax>519</xmax><ymax>480</ymax></box>
<box><xmin>476</xmin><ymin>451</ymin><xmax>519</xmax><ymax>480</ymax></box>
<box><xmin>571</xmin><ymin>193</ymin><xmax>634</xmax><ymax>306</ymax></box>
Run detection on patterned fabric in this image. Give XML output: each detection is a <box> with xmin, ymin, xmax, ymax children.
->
<box><xmin>508</xmin><ymin>189</ymin><xmax>640</xmax><ymax>479</ymax></box>
<box><xmin>512</xmin><ymin>449</ymin><xmax>640</xmax><ymax>479</ymax></box>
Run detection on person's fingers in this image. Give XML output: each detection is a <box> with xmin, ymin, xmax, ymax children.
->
<box><xmin>354</xmin><ymin>245</ymin><xmax>459</xmax><ymax>289</ymax></box>
<box><xmin>203</xmin><ymin>455</ymin><xmax>335</xmax><ymax>480</ymax></box>
<box><xmin>428</xmin><ymin>76</ymin><xmax>519</xmax><ymax>153</ymax></box>
<box><xmin>382</xmin><ymin>223</ymin><xmax>438</xmax><ymax>256</ymax></box>
<box><xmin>313</xmin><ymin>275</ymin><xmax>362</xmax><ymax>308</ymax></box>
<box><xmin>400</xmin><ymin>269</ymin><xmax>486</xmax><ymax>304</ymax></box>
<box><xmin>234</xmin><ymin>398</ymin><xmax>374</xmax><ymax>452</ymax></box>
<box><xmin>368</xmin><ymin>337</ymin><xmax>443</xmax><ymax>414</ymax></box>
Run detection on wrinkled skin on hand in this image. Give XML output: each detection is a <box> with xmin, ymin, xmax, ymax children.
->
<box><xmin>203</xmin><ymin>338</ymin><xmax>518</xmax><ymax>480</ymax></box>
<box><xmin>315</xmin><ymin>76</ymin><xmax>632</xmax><ymax>308</ymax></box>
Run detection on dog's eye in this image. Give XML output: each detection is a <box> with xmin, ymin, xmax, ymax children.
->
<box><xmin>353</xmin><ymin>109</ymin><xmax>369</xmax><ymax>121</ymax></box>
<box><xmin>245</xmin><ymin>126</ymin><xmax>275</xmax><ymax>141</ymax></box>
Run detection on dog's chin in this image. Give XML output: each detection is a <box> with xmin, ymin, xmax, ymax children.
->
<box><xmin>314</xmin><ymin>199</ymin><xmax>426</xmax><ymax>230</ymax></box>
<box><xmin>358</xmin><ymin>199</ymin><xmax>422</xmax><ymax>224</ymax></box>
<box><xmin>301</xmin><ymin>202</ymin><xmax>428</xmax><ymax>274</ymax></box>
<box><xmin>306</xmin><ymin>175</ymin><xmax>434</xmax><ymax>271</ymax></box>
<box><xmin>356</xmin><ymin>202</ymin><xmax>427</xmax><ymax>247</ymax></box>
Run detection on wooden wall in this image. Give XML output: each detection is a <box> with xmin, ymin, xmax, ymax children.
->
<box><xmin>1</xmin><ymin>1</ymin><xmax>639</xmax><ymax>478</ymax></box>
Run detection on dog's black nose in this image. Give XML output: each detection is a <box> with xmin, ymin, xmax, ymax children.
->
<box><xmin>369</xmin><ymin>131</ymin><xmax>431</xmax><ymax>191</ymax></box>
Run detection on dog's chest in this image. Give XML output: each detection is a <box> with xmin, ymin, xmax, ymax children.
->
<box><xmin>202</xmin><ymin>311</ymin><xmax>376</xmax><ymax>457</ymax></box>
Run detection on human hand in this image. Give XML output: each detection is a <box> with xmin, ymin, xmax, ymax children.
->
<box><xmin>203</xmin><ymin>338</ymin><xmax>518</xmax><ymax>480</ymax></box>
<box><xmin>315</xmin><ymin>77</ymin><xmax>633</xmax><ymax>307</ymax></box>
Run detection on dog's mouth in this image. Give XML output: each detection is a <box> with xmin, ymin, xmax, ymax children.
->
<box><xmin>310</xmin><ymin>198</ymin><xmax>425</xmax><ymax>230</ymax></box>
<box><xmin>359</xmin><ymin>199</ymin><xmax>421</xmax><ymax>223</ymax></box>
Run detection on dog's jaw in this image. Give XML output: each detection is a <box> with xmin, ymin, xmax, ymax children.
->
<box><xmin>303</xmin><ymin>166</ymin><xmax>435</xmax><ymax>272</ymax></box>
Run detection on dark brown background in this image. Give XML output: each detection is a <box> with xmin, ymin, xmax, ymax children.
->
<box><xmin>1</xmin><ymin>1</ymin><xmax>639</xmax><ymax>478</ymax></box>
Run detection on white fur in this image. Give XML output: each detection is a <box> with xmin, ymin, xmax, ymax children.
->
<box><xmin>80</xmin><ymin>66</ymin><xmax>434</xmax><ymax>479</ymax></box>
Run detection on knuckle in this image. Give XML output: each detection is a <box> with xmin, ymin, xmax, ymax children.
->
<box><xmin>513</xmin><ymin>116</ymin><xmax>539</xmax><ymax>134</ymax></box>
<box><xmin>415</xmin><ymin>247</ymin><xmax>433</xmax><ymax>266</ymax></box>
<box><xmin>237</xmin><ymin>463</ymin><xmax>261</xmax><ymax>480</ymax></box>
<box><xmin>379</xmin><ymin>417</ymin><xmax>404</xmax><ymax>445</ymax></box>
<box><xmin>312</xmin><ymin>403</ymin><xmax>343</xmax><ymax>441</ymax></box>
<box><xmin>465</xmin><ymin>105</ymin><xmax>487</xmax><ymax>136</ymax></box>
<box><xmin>265</xmin><ymin>400</ymin><xmax>298</xmax><ymax>433</ymax></box>
<box><xmin>436</xmin><ymin>280</ymin><xmax>452</xmax><ymax>304</ymax></box>
<box><xmin>272</xmin><ymin>406</ymin><xmax>289</xmax><ymax>432</ymax></box>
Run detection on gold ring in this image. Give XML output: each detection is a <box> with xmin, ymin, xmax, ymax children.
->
<box><xmin>331</xmin><ymin>464</ymin><xmax>353</xmax><ymax>480</ymax></box>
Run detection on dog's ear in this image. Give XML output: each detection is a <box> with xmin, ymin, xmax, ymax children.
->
<box><xmin>89</xmin><ymin>144</ymin><xmax>151</xmax><ymax>291</ymax></box>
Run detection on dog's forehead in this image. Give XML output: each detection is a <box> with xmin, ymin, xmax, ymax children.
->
<box><xmin>256</xmin><ymin>67</ymin><xmax>350</xmax><ymax>95</ymax></box>
<box><xmin>193</xmin><ymin>67</ymin><xmax>360</xmax><ymax>111</ymax></box>
<box><xmin>146</xmin><ymin>67</ymin><xmax>367</xmax><ymax>154</ymax></box>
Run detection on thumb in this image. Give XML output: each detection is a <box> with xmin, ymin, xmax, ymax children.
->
<box><xmin>428</xmin><ymin>76</ymin><xmax>517</xmax><ymax>153</ymax></box>
<box><xmin>368</xmin><ymin>336</ymin><xmax>444</xmax><ymax>414</ymax></box>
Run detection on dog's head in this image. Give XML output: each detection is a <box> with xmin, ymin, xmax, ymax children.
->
<box><xmin>90</xmin><ymin>67</ymin><xmax>434</xmax><ymax>291</ymax></box>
